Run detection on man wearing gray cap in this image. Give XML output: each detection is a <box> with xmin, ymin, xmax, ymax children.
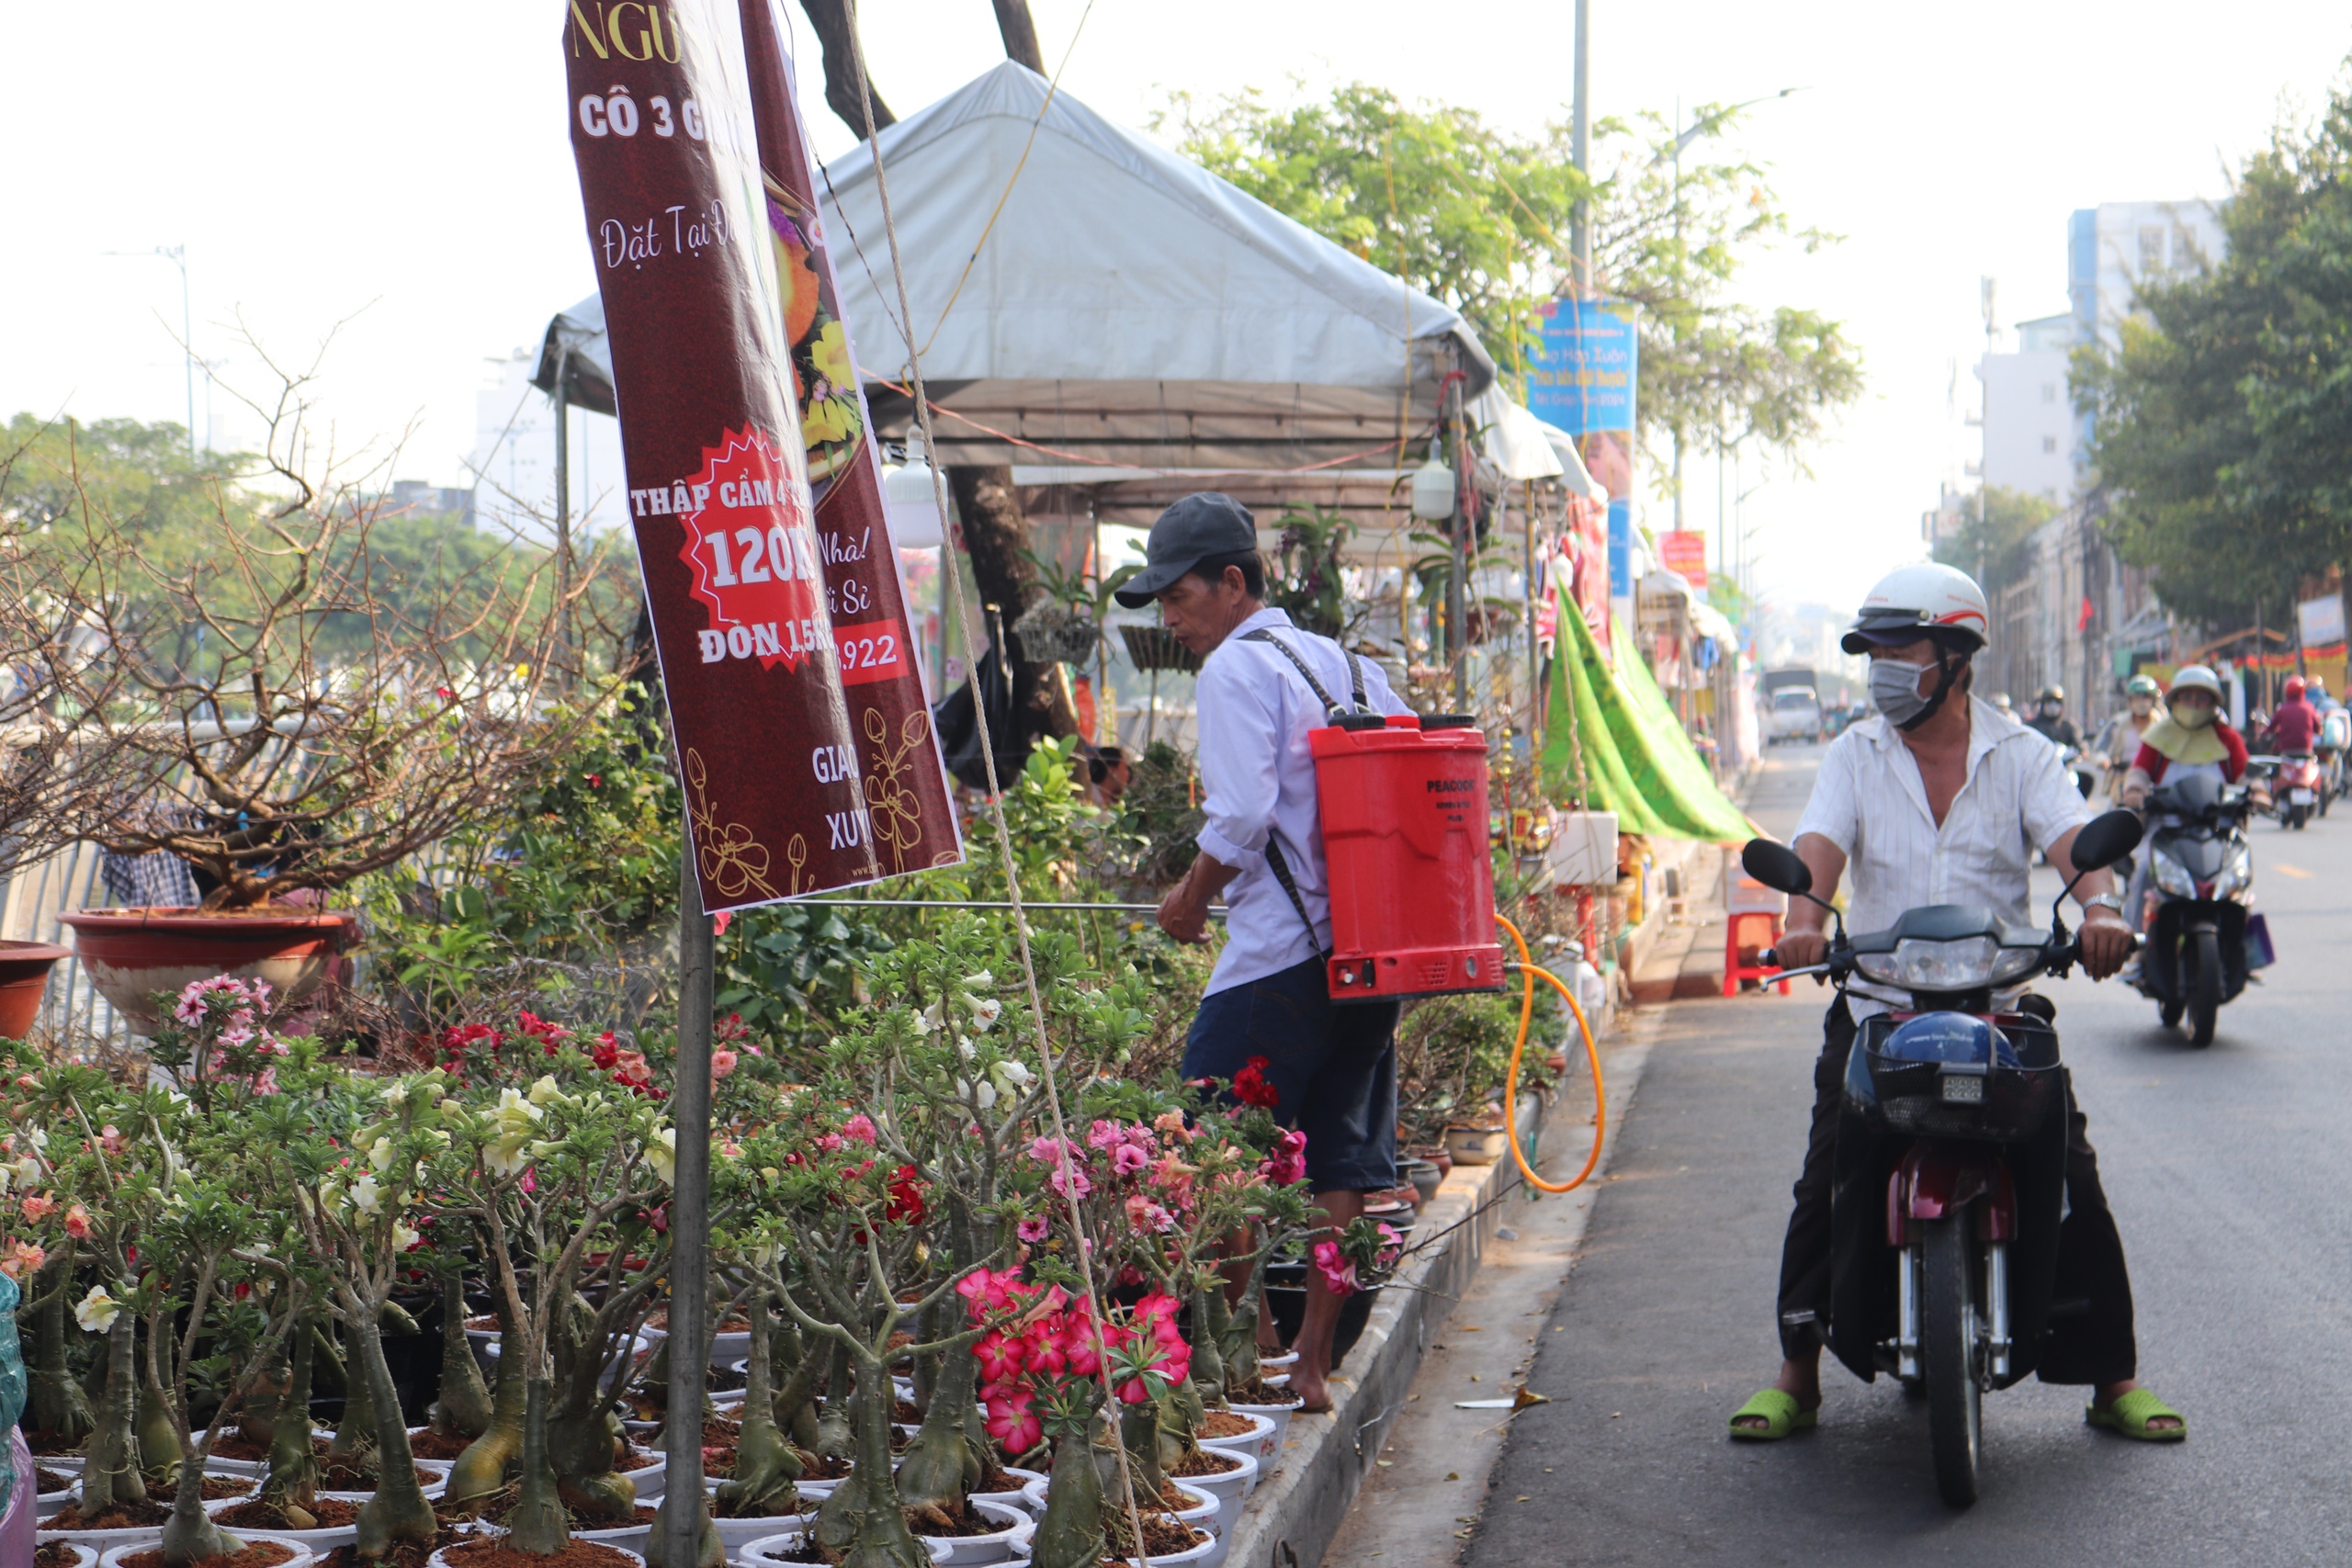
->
<box><xmin>1117</xmin><ymin>491</ymin><xmax>1409</xmax><ymax>1412</ymax></box>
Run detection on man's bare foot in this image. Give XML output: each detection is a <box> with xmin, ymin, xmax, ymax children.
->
<box><xmin>2092</xmin><ymin>1378</ymin><xmax>2183</xmax><ymax>1432</ymax></box>
<box><xmin>1288</xmin><ymin>1369</ymin><xmax>1332</xmax><ymax>1413</ymax></box>
<box><xmin>1729</xmin><ymin>1356</ymin><xmax>1822</xmax><ymax>1432</ymax></box>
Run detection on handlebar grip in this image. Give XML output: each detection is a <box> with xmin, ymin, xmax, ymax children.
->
<box><xmin>1759</xmin><ymin>948</ymin><xmax>1778</xmax><ymax>968</ymax></box>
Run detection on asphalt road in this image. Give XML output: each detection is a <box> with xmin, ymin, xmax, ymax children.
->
<box><xmin>1463</xmin><ymin>741</ymin><xmax>2352</xmax><ymax>1566</ymax></box>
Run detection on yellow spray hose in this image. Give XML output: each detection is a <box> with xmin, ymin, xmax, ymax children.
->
<box><xmin>1496</xmin><ymin>912</ymin><xmax>1607</xmax><ymax>1194</ymax></box>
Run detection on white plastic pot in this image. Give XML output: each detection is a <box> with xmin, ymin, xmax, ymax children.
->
<box><xmin>575</xmin><ymin>1516</ymin><xmax>659</xmax><ymax>1555</ymax></box>
<box><xmin>200</xmin><ymin>1494</ymin><xmax>368</xmax><ymax>1552</ymax></box>
<box><xmin>428</xmin><ymin>1541</ymin><xmax>646</xmax><ymax>1568</ymax></box>
<box><xmin>740</xmin><ymin>1529</ymin><xmax>952</xmax><ymax>1568</ymax></box>
<box><xmin>481</xmin><ymin>1337</ymin><xmax>650</xmax><ymax>1393</ymax></box>
<box><xmin>1174</xmin><ymin>1445</ymin><xmax>1258</xmax><ymax>1509</ymax></box>
<box><xmin>968</xmin><ymin>1465</ymin><xmax>1046</xmax><ymax>1518</ymax></box>
<box><xmin>696</xmin><ymin>1496</ymin><xmax>808</xmax><ymax>1559</ymax></box>
<box><xmin>1222</xmin><ymin>1396</ymin><xmax>1295</xmax><ymax>1471</ymax></box>
<box><xmin>98</xmin><ymin>1532</ymin><xmax>316</xmax><ymax>1568</ymax></box>
<box><xmin>620</xmin><ymin>1453</ymin><xmax>667</xmax><ymax>1504</ymax></box>
<box><xmin>914</xmin><ymin>1496</ymin><xmax>1033</xmax><ymax>1566</ymax></box>
<box><xmin>707</xmin><ymin>1330</ymin><xmax>752</xmax><ymax>1369</ymax></box>
<box><xmin>1015</xmin><ymin>1478</ymin><xmax>1216</xmax><ymax>1540</ymax></box>
<box><xmin>39</xmin><ymin>1545</ymin><xmax>97</xmax><ymax>1568</ymax></box>
<box><xmin>1195</xmin><ymin>1411</ymin><xmax>1278</xmax><ymax>1472</ymax></box>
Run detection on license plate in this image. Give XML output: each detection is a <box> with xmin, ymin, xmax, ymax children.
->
<box><xmin>1939</xmin><ymin>1075</ymin><xmax>1984</xmax><ymax>1104</ymax></box>
<box><xmin>2291</xmin><ymin>788</ymin><xmax>2316</xmax><ymax>804</ymax></box>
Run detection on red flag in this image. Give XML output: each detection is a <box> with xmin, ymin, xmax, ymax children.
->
<box><xmin>2076</xmin><ymin>596</ymin><xmax>2095</xmax><ymax>633</ymax></box>
<box><xmin>563</xmin><ymin>1</ymin><xmax>959</xmax><ymax>910</ymax></box>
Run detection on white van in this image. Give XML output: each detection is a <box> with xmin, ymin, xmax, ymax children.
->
<box><xmin>1765</xmin><ymin>687</ymin><xmax>1824</xmax><ymax>745</ymax></box>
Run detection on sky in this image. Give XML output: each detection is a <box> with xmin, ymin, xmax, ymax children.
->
<box><xmin>6</xmin><ymin>1</ymin><xmax>2349</xmax><ymax>612</ymax></box>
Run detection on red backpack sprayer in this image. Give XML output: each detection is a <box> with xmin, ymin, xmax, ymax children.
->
<box><xmin>1246</xmin><ymin>631</ymin><xmax>1607</xmax><ymax>1194</ymax></box>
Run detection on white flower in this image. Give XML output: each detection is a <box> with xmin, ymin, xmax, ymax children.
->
<box><xmin>527</xmin><ymin>1075</ymin><xmax>567</xmax><ymax>1108</ymax></box>
<box><xmin>379</xmin><ymin>1080</ymin><xmax>411</xmax><ymax>1108</ymax></box>
<box><xmin>915</xmin><ymin>999</ymin><xmax>944</xmax><ymax>1035</ymax></box>
<box><xmin>648</xmin><ymin>1127</ymin><xmax>677</xmax><ymax>1184</ymax></box>
<box><xmin>967</xmin><ymin>997</ymin><xmax>1003</xmax><ymax>1032</ymax></box>
<box><xmin>6</xmin><ymin>1157</ymin><xmax>37</xmax><ymax>1188</ymax></box>
<box><xmin>990</xmin><ymin>1059</ymin><xmax>1035</xmax><ymax>1093</ymax></box>
<box><xmin>348</xmin><ymin>1174</ymin><xmax>385</xmax><ymax>1216</ymax></box>
<box><xmin>957</xmin><ymin>1077</ymin><xmax>998</xmax><ymax>1111</ymax></box>
<box><xmin>492</xmin><ymin>1087</ymin><xmax>544</xmax><ymax>1137</ymax></box>
<box><xmin>75</xmin><ymin>1285</ymin><xmax>122</xmax><ymax>1334</ymax></box>
<box><xmin>390</xmin><ymin>1221</ymin><xmax>421</xmax><ymax>1252</ymax></box>
<box><xmin>27</xmin><ymin>1128</ymin><xmax>47</xmax><ymax>1151</ymax></box>
<box><xmin>437</xmin><ymin>1099</ymin><xmax>466</xmax><ymax>1121</ymax></box>
<box><xmin>483</xmin><ymin>1137</ymin><xmax>530</xmax><ymax>1178</ymax></box>
<box><xmin>367</xmin><ymin>1136</ymin><xmax>396</xmax><ymax>1173</ymax></box>
<box><xmin>956</xmin><ymin>1039</ymin><xmax>978</xmax><ymax>1061</ymax></box>
<box><xmin>960</xmin><ymin>972</ymin><xmax>992</xmax><ymax>991</ymax></box>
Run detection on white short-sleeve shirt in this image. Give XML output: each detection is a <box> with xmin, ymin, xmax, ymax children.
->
<box><xmin>1794</xmin><ymin>696</ymin><xmax>2091</xmax><ymax>1008</ymax></box>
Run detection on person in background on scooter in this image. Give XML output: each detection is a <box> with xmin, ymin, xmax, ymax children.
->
<box><xmin>2120</xmin><ymin>667</ymin><xmax>2257</xmax><ymax>812</ymax></box>
<box><xmin>2312</xmin><ymin>677</ymin><xmax>2350</xmax><ymax>798</ymax></box>
<box><xmin>1729</xmin><ymin>562</ymin><xmax>2183</xmax><ymax>1445</ymax></box>
<box><xmin>2026</xmin><ymin>684</ymin><xmax>2091</xmax><ymax>796</ymax></box>
<box><xmin>2095</xmin><ymin>675</ymin><xmax>2163</xmax><ymax>801</ymax></box>
<box><xmin>2267</xmin><ymin>676</ymin><xmax>2320</xmax><ymax>758</ymax></box>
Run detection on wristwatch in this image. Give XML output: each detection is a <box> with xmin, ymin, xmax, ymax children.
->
<box><xmin>2080</xmin><ymin>893</ymin><xmax>2126</xmax><ymax>917</ymax></box>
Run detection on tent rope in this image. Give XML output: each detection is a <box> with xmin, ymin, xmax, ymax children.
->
<box><xmin>838</xmin><ymin>5</ymin><xmax>1159</xmax><ymax>1560</ymax></box>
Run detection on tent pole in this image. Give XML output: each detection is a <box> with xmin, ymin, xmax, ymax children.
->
<box><xmin>663</xmin><ymin>834</ymin><xmax>713</xmax><ymax>1568</ymax></box>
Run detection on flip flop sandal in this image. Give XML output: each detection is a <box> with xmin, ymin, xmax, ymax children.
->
<box><xmin>1727</xmin><ymin>1388</ymin><xmax>1817</xmax><ymax>1441</ymax></box>
<box><xmin>2086</xmin><ymin>1388</ymin><xmax>2187</xmax><ymax>1442</ymax></box>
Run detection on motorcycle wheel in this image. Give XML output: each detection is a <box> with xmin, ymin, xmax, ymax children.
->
<box><xmin>1921</xmin><ymin>1213</ymin><xmax>1983</xmax><ymax>1507</ymax></box>
<box><xmin>2190</xmin><ymin>929</ymin><xmax>2222</xmax><ymax>1048</ymax></box>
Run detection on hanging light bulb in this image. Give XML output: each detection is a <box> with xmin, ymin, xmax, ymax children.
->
<box><xmin>883</xmin><ymin>427</ymin><xmax>943</xmax><ymax>547</ymax></box>
<box><xmin>1410</xmin><ymin>452</ymin><xmax>1457</xmax><ymax>520</ymax></box>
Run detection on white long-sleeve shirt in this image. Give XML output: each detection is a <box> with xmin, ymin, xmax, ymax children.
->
<box><xmin>1193</xmin><ymin>608</ymin><xmax>1409</xmax><ymax>996</ymax></box>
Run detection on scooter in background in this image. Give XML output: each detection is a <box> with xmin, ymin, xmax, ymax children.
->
<box><xmin>2274</xmin><ymin>752</ymin><xmax>2324</xmax><ymax>829</ymax></box>
<box><xmin>2134</xmin><ymin>772</ymin><xmax>2273</xmax><ymax>1046</ymax></box>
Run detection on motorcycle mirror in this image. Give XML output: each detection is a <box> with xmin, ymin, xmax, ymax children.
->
<box><xmin>1741</xmin><ymin>838</ymin><xmax>1813</xmax><ymax>897</ymax></box>
<box><xmin>2069</xmin><ymin>809</ymin><xmax>2144</xmax><ymax>873</ymax></box>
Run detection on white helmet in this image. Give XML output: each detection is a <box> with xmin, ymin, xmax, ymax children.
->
<box><xmin>2166</xmin><ymin>664</ymin><xmax>2223</xmax><ymax>702</ymax></box>
<box><xmin>1842</xmin><ymin>562</ymin><xmax>1991</xmax><ymax>655</ymax></box>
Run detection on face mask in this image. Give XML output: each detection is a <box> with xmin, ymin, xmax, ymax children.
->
<box><xmin>2173</xmin><ymin>702</ymin><xmax>2217</xmax><ymax>730</ymax></box>
<box><xmin>2129</xmin><ymin>699</ymin><xmax>2154</xmax><ymax>716</ymax></box>
<box><xmin>1871</xmin><ymin>657</ymin><xmax>1940</xmax><ymax>729</ymax></box>
<box><xmin>2040</xmin><ymin>702</ymin><xmax>2063</xmax><ymax>719</ymax></box>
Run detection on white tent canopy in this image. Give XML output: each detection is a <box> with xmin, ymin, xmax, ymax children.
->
<box><xmin>810</xmin><ymin>62</ymin><xmax>1492</xmax><ymax>470</ymax></box>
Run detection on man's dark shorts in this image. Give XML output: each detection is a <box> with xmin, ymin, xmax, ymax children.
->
<box><xmin>1182</xmin><ymin>954</ymin><xmax>1399</xmax><ymax>1192</ymax></box>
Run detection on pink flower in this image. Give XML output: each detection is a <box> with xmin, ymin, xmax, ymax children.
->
<box><xmin>1087</xmin><ymin>1120</ymin><xmax>1124</xmax><ymax>1151</ymax></box>
<box><xmin>251</xmin><ymin>1066</ymin><xmax>280</xmax><ymax>1097</ymax></box>
<box><xmin>62</xmin><ymin>1203</ymin><xmax>91</xmax><ymax>1240</ymax></box>
<box><xmin>817</xmin><ymin>1132</ymin><xmax>844</xmax><ymax>1153</ymax></box>
<box><xmin>956</xmin><ymin>1266</ymin><xmax>1020</xmax><ymax>1321</ymax></box>
<box><xmin>1152</xmin><ymin>1111</ymin><xmax>1193</xmax><ymax>1143</ymax></box>
<box><xmin>1048</xmin><ymin>1161</ymin><xmax>1091</xmax><ymax>1201</ymax></box>
<box><xmin>1125</xmin><ymin>1194</ymin><xmax>1173</xmax><ymax>1233</ymax></box>
<box><xmin>842</xmin><ymin>1113</ymin><xmax>877</xmax><ymax>1145</ymax></box>
<box><xmin>1026</xmin><ymin>1134</ymin><xmax>1066</xmax><ymax>1165</ymax></box>
<box><xmin>1311</xmin><ymin>1238</ymin><xmax>1358</xmax><ymax>1297</ymax></box>
<box><xmin>0</xmin><ymin>1239</ymin><xmax>44</xmax><ymax>1280</ymax></box>
<box><xmin>973</xmin><ymin>1329</ymin><xmax>1027</xmax><ymax>1382</ymax></box>
<box><xmin>1060</xmin><ymin>1315</ymin><xmax>1103</xmax><ymax>1377</ymax></box>
<box><xmin>1374</xmin><ymin>1222</ymin><xmax>1404</xmax><ymax>1263</ymax></box>
<box><xmin>19</xmin><ymin>1194</ymin><xmax>54</xmax><ymax>1224</ymax></box>
<box><xmin>1258</xmin><ymin>1128</ymin><xmax>1308</xmax><ymax>1188</ymax></box>
<box><xmin>984</xmin><ymin>1392</ymin><xmax>1043</xmax><ymax>1454</ymax></box>
<box><xmin>1015</xmin><ymin>1215</ymin><xmax>1049</xmax><ymax>1244</ymax></box>
<box><xmin>1024</xmin><ymin>1332</ymin><xmax>1067</xmax><ymax>1378</ymax></box>
<box><xmin>709</xmin><ymin>1049</ymin><xmax>739</xmax><ymax>1080</ymax></box>
<box><xmin>1111</xmin><ymin>1144</ymin><xmax>1149</xmax><ymax>1176</ymax></box>
<box><xmin>97</xmin><ymin>1125</ymin><xmax>126</xmax><ymax>1156</ymax></box>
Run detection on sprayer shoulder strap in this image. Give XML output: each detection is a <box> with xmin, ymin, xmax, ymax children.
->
<box><xmin>1238</xmin><ymin>627</ymin><xmax>1366</xmax><ymax>965</ymax></box>
<box><xmin>1241</xmin><ymin>628</ymin><xmax>1371</xmax><ymax>716</ymax></box>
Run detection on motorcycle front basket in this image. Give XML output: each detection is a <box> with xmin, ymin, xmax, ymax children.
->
<box><xmin>1859</xmin><ymin>1013</ymin><xmax>2062</xmax><ymax>1142</ymax></box>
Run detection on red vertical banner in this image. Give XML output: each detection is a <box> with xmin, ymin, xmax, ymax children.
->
<box><xmin>735</xmin><ymin>0</ymin><xmax>960</xmax><ymax>874</ymax></box>
<box><xmin>564</xmin><ymin>0</ymin><xmax>960</xmax><ymax>911</ymax></box>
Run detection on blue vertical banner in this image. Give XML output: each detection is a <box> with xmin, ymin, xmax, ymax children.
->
<box><xmin>1526</xmin><ymin>299</ymin><xmax>1640</xmax><ymax>595</ymax></box>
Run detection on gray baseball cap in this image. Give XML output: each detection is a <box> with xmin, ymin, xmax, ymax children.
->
<box><xmin>1112</xmin><ymin>492</ymin><xmax>1258</xmax><ymax>607</ymax></box>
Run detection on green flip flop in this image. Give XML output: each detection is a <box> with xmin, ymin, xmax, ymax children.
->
<box><xmin>1728</xmin><ymin>1388</ymin><xmax>1817</xmax><ymax>1440</ymax></box>
<box><xmin>2086</xmin><ymin>1387</ymin><xmax>2187</xmax><ymax>1441</ymax></box>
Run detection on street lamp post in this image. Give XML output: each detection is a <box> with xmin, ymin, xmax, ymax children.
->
<box><xmin>107</xmin><ymin>244</ymin><xmax>197</xmax><ymax>457</ymax></box>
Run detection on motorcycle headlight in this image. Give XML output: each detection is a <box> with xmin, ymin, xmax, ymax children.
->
<box><xmin>1852</xmin><ymin>935</ymin><xmax>2002</xmax><ymax>990</ymax></box>
<box><xmin>2211</xmin><ymin>843</ymin><xmax>2253</xmax><ymax>897</ymax></box>
<box><xmin>2151</xmin><ymin>852</ymin><xmax>2199</xmax><ymax>897</ymax></box>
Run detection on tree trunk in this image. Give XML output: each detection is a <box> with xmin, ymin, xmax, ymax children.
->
<box><xmin>812</xmin><ymin>1369</ymin><xmax>926</xmax><ymax>1568</ymax></box>
<box><xmin>1029</xmin><ymin>1424</ymin><xmax>1108</xmax><ymax>1568</ymax></box>
<box><xmin>892</xmin><ymin>1323</ymin><xmax>980</xmax><ymax>1515</ymax></box>
<box><xmin>947</xmin><ymin>465</ymin><xmax>1080</xmax><ymax>750</ymax></box>
<box><xmin>26</xmin><ymin>1257</ymin><xmax>94</xmax><ymax>1443</ymax></box>
<box><xmin>548</xmin><ymin>1295</ymin><xmax>637</xmax><ymax>1521</ymax></box>
<box><xmin>349</xmin><ymin>1308</ymin><xmax>439</xmax><ymax>1560</ymax></box>
<box><xmin>812</xmin><ymin>1338</ymin><xmax>854</xmax><ymax>1461</ymax></box>
<box><xmin>80</xmin><ymin>1311</ymin><xmax>141</xmax><ymax>1512</ymax></box>
<box><xmin>430</xmin><ymin>1274</ymin><xmax>493</xmax><ymax>1439</ymax></box>
<box><xmin>796</xmin><ymin>0</ymin><xmax>896</xmax><ymax>135</ymax></box>
<box><xmin>137</xmin><ymin>1327</ymin><xmax>184</xmax><ymax>1481</ymax></box>
<box><xmin>1187</xmin><ymin>1284</ymin><xmax>1227</xmax><ymax>1403</ymax></box>
<box><xmin>159</xmin><ymin>1434</ymin><xmax>243</xmax><ymax>1568</ymax></box>
<box><xmin>715</xmin><ymin>1290</ymin><xmax>802</xmax><ymax>1518</ymax></box>
<box><xmin>989</xmin><ymin>0</ymin><xmax>1046</xmax><ymax>71</ymax></box>
<box><xmin>444</xmin><ymin>1295</ymin><xmax>526</xmax><ymax>1510</ymax></box>
<box><xmin>1117</xmin><ymin>1399</ymin><xmax>1170</xmax><ymax>1501</ymax></box>
<box><xmin>645</xmin><ymin>1474</ymin><xmax>726</xmax><ymax>1568</ymax></box>
<box><xmin>326</xmin><ymin>1324</ymin><xmax>378</xmax><ymax>1470</ymax></box>
<box><xmin>505</xmin><ymin>1376</ymin><xmax>571</xmax><ymax>1557</ymax></box>
<box><xmin>261</xmin><ymin>1321</ymin><xmax>321</xmax><ymax>1511</ymax></box>
<box><xmin>769</xmin><ymin>1319</ymin><xmax>822</xmax><ymax>1450</ymax></box>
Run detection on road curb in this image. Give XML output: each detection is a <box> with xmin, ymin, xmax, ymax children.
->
<box><xmin>1217</xmin><ymin>1085</ymin><xmax>1557</xmax><ymax>1568</ymax></box>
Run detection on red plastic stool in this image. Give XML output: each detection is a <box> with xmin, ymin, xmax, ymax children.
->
<box><xmin>1724</xmin><ymin>910</ymin><xmax>1791</xmax><ymax>996</ymax></box>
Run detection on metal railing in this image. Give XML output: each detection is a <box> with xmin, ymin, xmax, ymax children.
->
<box><xmin>0</xmin><ymin>840</ymin><xmax>129</xmax><ymax>1041</ymax></box>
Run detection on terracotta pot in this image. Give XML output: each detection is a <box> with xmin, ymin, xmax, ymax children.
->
<box><xmin>0</xmin><ymin>940</ymin><xmax>68</xmax><ymax>1040</ymax></box>
<box><xmin>59</xmin><ymin>908</ymin><xmax>359</xmax><ymax>1034</ymax></box>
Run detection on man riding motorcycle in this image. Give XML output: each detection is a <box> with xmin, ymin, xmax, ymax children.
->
<box><xmin>2268</xmin><ymin>675</ymin><xmax>2320</xmax><ymax>757</ymax></box>
<box><xmin>2094</xmin><ymin>675</ymin><xmax>2163</xmax><ymax>802</ymax></box>
<box><xmin>2026</xmin><ymin>683</ymin><xmax>2090</xmax><ymax>796</ymax></box>
<box><xmin>1728</xmin><ymin>563</ymin><xmax>2185</xmax><ymax>1444</ymax></box>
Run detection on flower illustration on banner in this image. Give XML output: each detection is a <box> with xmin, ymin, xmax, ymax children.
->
<box><xmin>673</xmin><ymin>424</ymin><xmax>830</xmax><ymax>673</ymax></box>
<box><xmin>684</xmin><ymin>749</ymin><xmax>779</xmax><ymax>901</ymax></box>
<box><xmin>862</xmin><ymin>706</ymin><xmax>930</xmax><ymax>873</ymax></box>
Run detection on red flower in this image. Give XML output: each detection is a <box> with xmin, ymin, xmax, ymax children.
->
<box><xmin>973</xmin><ymin>1329</ymin><xmax>1027</xmax><ymax>1383</ymax></box>
<box><xmin>886</xmin><ymin>1165</ymin><xmax>928</xmax><ymax>1225</ymax></box>
<box><xmin>1231</xmin><ymin>1056</ymin><xmax>1280</xmax><ymax>1110</ymax></box>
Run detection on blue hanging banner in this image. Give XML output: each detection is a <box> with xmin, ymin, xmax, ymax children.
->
<box><xmin>1526</xmin><ymin>299</ymin><xmax>1640</xmax><ymax>435</ymax></box>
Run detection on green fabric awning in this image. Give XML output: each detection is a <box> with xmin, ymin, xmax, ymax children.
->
<box><xmin>1541</xmin><ymin>592</ymin><xmax>1753</xmax><ymax>843</ymax></box>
